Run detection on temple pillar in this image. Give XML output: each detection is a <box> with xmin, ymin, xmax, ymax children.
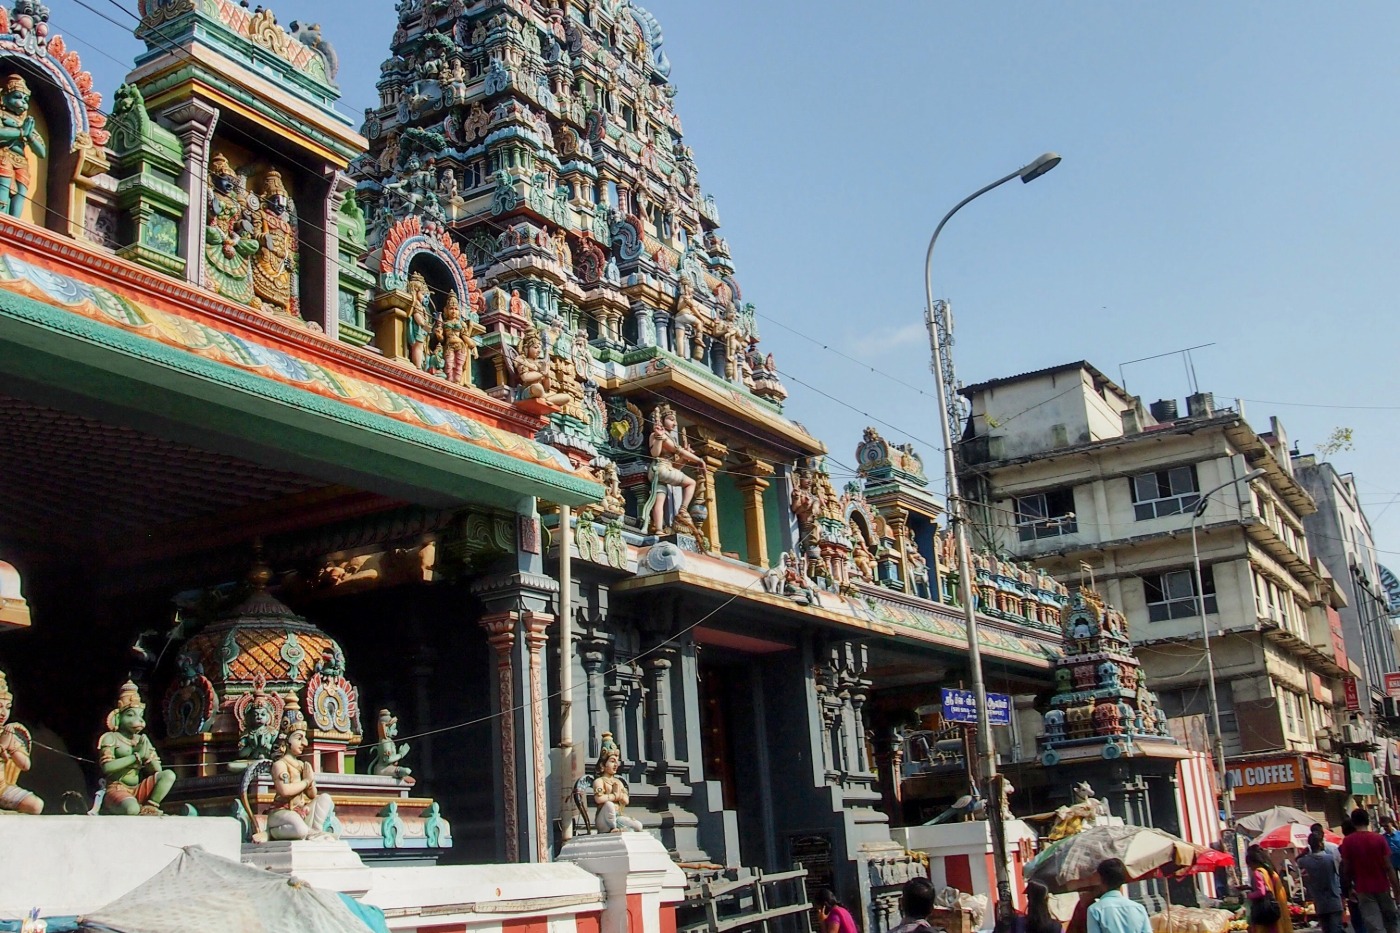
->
<box><xmin>645</xmin><ymin>648</ymin><xmax>677</xmax><ymax>768</ymax></box>
<box><xmin>479</xmin><ymin>610</ymin><xmax>523</xmax><ymax>862</ymax></box>
<box><xmin>314</xmin><ymin>167</ymin><xmax>354</xmax><ymax>342</ymax></box>
<box><xmin>160</xmin><ymin>99</ymin><xmax>219</xmax><ymax>287</ymax></box>
<box><xmin>472</xmin><ymin>561</ymin><xmax>558</xmax><ymax>863</ymax></box>
<box><xmin>691</xmin><ymin>435</ymin><xmax>728</xmax><ymax>553</ymax></box>
<box><xmin>735</xmin><ymin>457</ymin><xmax>775</xmax><ymax>568</ymax></box>
<box><xmin>524</xmin><ymin>610</ymin><xmax>552</xmax><ymax>863</ymax></box>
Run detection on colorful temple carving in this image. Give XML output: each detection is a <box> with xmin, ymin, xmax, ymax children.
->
<box><xmin>0</xmin><ymin>1</ymin><xmax>1206</xmax><ymax>928</ymax></box>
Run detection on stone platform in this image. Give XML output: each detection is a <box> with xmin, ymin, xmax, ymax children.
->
<box><xmin>0</xmin><ymin>814</ymin><xmax>241</xmax><ymax>917</ymax></box>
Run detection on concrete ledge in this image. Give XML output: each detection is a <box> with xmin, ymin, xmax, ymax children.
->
<box><xmin>0</xmin><ymin>814</ymin><xmax>241</xmax><ymax>917</ymax></box>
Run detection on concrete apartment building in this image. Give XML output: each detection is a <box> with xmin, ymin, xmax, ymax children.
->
<box><xmin>958</xmin><ymin>362</ymin><xmax>1364</xmax><ymax>819</ymax></box>
<box><xmin>1293</xmin><ymin>455</ymin><xmax>1399</xmax><ymax>713</ymax></box>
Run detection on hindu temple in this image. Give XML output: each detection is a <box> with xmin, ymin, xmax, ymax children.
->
<box><xmin>0</xmin><ymin>0</ymin><xmax>1219</xmax><ymax>927</ymax></box>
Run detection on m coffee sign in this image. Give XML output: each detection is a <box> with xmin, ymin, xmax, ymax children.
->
<box><xmin>1227</xmin><ymin>757</ymin><xmax>1304</xmax><ymax>794</ymax></box>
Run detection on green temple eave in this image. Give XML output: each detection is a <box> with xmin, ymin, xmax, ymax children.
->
<box><xmin>0</xmin><ymin>250</ymin><xmax>602</xmax><ymax>510</ymax></box>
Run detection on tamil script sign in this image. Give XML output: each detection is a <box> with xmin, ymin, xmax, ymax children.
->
<box><xmin>941</xmin><ymin>687</ymin><xmax>1011</xmax><ymax>726</ymax></box>
<box><xmin>1384</xmin><ymin>673</ymin><xmax>1400</xmax><ymax>700</ymax></box>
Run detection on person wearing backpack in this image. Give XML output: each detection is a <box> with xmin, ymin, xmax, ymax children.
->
<box><xmin>1245</xmin><ymin>844</ymin><xmax>1292</xmax><ymax>933</ymax></box>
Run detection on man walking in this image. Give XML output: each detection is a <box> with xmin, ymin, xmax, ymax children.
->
<box><xmin>1340</xmin><ymin>809</ymin><xmax>1400</xmax><ymax>933</ymax></box>
<box><xmin>1301</xmin><ymin>828</ymin><xmax>1345</xmax><ymax>933</ymax></box>
<box><xmin>1087</xmin><ymin>859</ymin><xmax>1151</xmax><ymax>933</ymax></box>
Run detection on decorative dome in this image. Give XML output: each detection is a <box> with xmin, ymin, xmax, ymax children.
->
<box><xmin>165</xmin><ymin>568</ymin><xmax>361</xmax><ymax>744</ymax></box>
<box><xmin>0</xmin><ymin>558</ymin><xmax>30</xmax><ymax>629</ymax></box>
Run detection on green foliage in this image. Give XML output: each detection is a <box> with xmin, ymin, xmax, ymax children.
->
<box><xmin>1318</xmin><ymin>426</ymin><xmax>1355</xmax><ymax>458</ymax></box>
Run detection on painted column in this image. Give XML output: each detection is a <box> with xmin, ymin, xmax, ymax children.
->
<box><xmin>317</xmin><ymin>167</ymin><xmax>354</xmax><ymax>343</ymax></box>
<box><xmin>735</xmin><ymin>457</ymin><xmax>775</xmax><ymax>568</ymax></box>
<box><xmin>524</xmin><ymin>610</ymin><xmax>553</xmax><ymax>862</ymax></box>
<box><xmin>479</xmin><ymin>610</ymin><xmax>521</xmax><ymax>862</ymax></box>
<box><xmin>691</xmin><ymin>435</ymin><xmax>728</xmax><ymax>553</ymax></box>
<box><xmin>160</xmin><ymin>99</ymin><xmax>218</xmax><ymax>287</ymax></box>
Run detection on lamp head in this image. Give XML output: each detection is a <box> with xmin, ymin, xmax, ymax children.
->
<box><xmin>1019</xmin><ymin>152</ymin><xmax>1061</xmax><ymax>184</ymax></box>
<box><xmin>1242</xmin><ymin>468</ymin><xmax>1267</xmax><ymax>482</ymax></box>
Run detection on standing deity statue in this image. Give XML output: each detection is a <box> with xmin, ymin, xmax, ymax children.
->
<box><xmin>98</xmin><ymin>680</ymin><xmax>177</xmax><ymax>815</ymax></box>
<box><xmin>592</xmin><ymin>735</ymin><xmax>643</xmax><ymax>833</ymax></box>
<box><xmin>0</xmin><ymin>670</ymin><xmax>42</xmax><ymax>814</ymax></box>
<box><xmin>643</xmin><ymin>403</ymin><xmax>705</xmax><ymax>538</ymax></box>
<box><xmin>714</xmin><ymin>304</ymin><xmax>745</xmax><ymax>382</ymax></box>
<box><xmin>438</xmin><ymin>291</ymin><xmax>483</xmax><ymax>385</ymax></box>
<box><xmin>851</xmin><ymin>535</ymin><xmax>876</xmax><ymax>584</ymax></box>
<box><xmin>790</xmin><ymin>469</ymin><xmax>819</xmax><ymax>547</ymax></box>
<box><xmin>367</xmin><ymin>709</ymin><xmax>412</xmax><ymax>780</ymax></box>
<box><xmin>204</xmin><ymin>153</ymin><xmax>259</xmax><ymax>304</ymax></box>
<box><xmin>672</xmin><ymin>279</ymin><xmax>706</xmax><ymax>361</ymax></box>
<box><xmin>549</xmin><ymin>336</ymin><xmax>587</xmax><ymax>419</ymax></box>
<box><xmin>265</xmin><ymin>699</ymin><xmax>337</xmax><ymax>841</ymax></box>
<box><xmin>250</xmin><ymin>171</ymin><xmax>298</xmax><ymax>315</ymax></box>
<box><xmin>404</xmin><ymin>271</ymin><xmax>435</xmax><ymax>370</ymax></box>
<box><xmin>0</xmin><ymin>75</ymin><xmax>46</xmax><ymax>218</ymax></box>
<box><xmin>509</xmin><ymin>324</ymin><xmax>572</xmax><ymax>407</ymax></box>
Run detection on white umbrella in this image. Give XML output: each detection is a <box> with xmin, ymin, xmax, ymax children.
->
<box><xmin>1234</xmin><ymin>806</ymin><xmax>1316</xmax><ymax>837</ymax></box>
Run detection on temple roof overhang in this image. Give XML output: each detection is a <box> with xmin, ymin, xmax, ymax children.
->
<box><xmin>0</xmin><ymin>223</ymin><xmax>603</xmax><ymax>509</ymax></box>
<box><xmin>612</xmin><ymin>548</ymin><xmax>1061</xmax><ymax>671</ymax></box>
<box><xmin>609</xmin><ymin>351</ymin><xmax>825</xmax><ymax>458</ymax></box>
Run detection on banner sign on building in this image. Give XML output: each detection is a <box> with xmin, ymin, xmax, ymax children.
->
<box><xmin>1384</xmin><ymin>673</ymin><xmax>1400</xmax><ymax>700</ymax></box>
<box><xmin>1345</xmin><ymin>678</ymin><xmax>1362</xmax><ymax>712</ymax></box>
<box><xmin>1349</xmin><ymin>757</ymin><xmax>1377</xmax><ymax>797</ymax></box>
<box><xmin>1227</xmin><ymin>756</ymin><xmax>1304</xmax><ymax>794</ymax></box>
<box><xmin>941</xmin><ymin>688</ymin><xmax>1011</xmax><ymax>726</ymax></box>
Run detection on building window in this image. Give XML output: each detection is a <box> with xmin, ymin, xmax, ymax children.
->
<box><xmin>1132</xmin><ymin>465</ymin><xmax>1200</xmax><ymax>520</ymax></box>
<box><xmin>1014</xmin><ymin>488</ymin><xmax>1077</xmax><ymax>541</ymax></box>
<box><xmin>1144</xmin><ymin>567</ymin><xmax>1216</xmax><ymax>622</ymax></box>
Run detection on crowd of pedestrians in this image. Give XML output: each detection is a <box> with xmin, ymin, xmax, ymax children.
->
<box><xmin>816</xmin><ymin>811</ymin><xmax>1400</xmax><ymax>933</ymax></box>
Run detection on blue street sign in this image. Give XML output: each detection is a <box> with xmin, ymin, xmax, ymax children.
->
<box><xmin>941</xmin><ymin>687</ymin><xmax>1012</xmax><ymax>726</ymax></box>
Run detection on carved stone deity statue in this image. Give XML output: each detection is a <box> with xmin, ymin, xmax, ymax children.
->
<box><xmin>0</xmin><ymin>75</ymin><xmax>46</xmax><ymax>218</ymax></box>
<box><xmin>790</xmin><ymin>469</ymin><xmax>819</xmax><ymax>546</ymax></box>
<box><xmin>265</xmin><ymin>699</ymin><xmax>337</xmax><ymax>841</ymax></box>
<box><xmin>250</xmin><ymin>170</ymin><xmax>298</xmax><ymax>315</ymax></box>
<box><xmin>367</xmin><ymin>708</ymin><xmax>412</xmax><ymax>780</ymax></box>
<box><xmin>229</xmin><ymin>675</ymin><xmax>282</xmax><ymax>771</ymax></box>
<box><xmin>438</xmin><ymin>291</ymin><xmax>483</xmax><ymax>386</ymax></box>
<box><xmin>204</xmin><ymin>152</ymin><xmax>259</xmax><ymax>304</ymax></box>
<box><xmin>592</xmin><ymin>735</ymin><xmax>643</xmax><ymax>833</ymax></box>
<box><xmin>401</xmin><ymin>271</ymin><xmax>434</xmax><ymax>369</ymax></box>
<box><xmin>600</xmin><ymin>462</ymin><xmax>626</xmax><ymax>516</ymax></box>
<box><xmin>98</xmin><ymin>680</ymin><xmax>177</xmax><ymax>815</ymax></box>
<box><xmin>643</xmin><ymin>403</ymin><xmax>705</xmax><ymax>537</ymax></box>
<box><xmin>851</xmin><ymin>535</ymin><xmax>876</xmax><ymax>584</ymax></box>
<box><xmin>511</xmin><ymin>324</ymin><xmax>572</xmax><ymax>407</ymax></box>
<box><xmin>549</xmin><ymin>336</ymin><xmax>587</xmax><ymax>419</ymax></box>
<box><xmin>672</xmin><ymin>279</ymin><xmax>706</xmax><ymax>361</ymax></box>
<box><xmin>0</xmin><ymin>670</ymin><xmax>42</xmax><ymax>814</ymax></box>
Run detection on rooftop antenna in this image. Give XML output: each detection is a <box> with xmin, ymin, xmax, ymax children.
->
<box><xmin>1117</xmin><ymin>342</ymin><xmax>1216</xmax><ymax>393</ymax></box>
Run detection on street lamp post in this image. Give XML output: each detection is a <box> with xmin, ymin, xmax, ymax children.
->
<box><xmin>922</xmin><ymin>152</ymin><xmax>1060</xmax><ymax>919</ymax></box>
<box><xmin>1189</xmin><ymin>467</ymin><xmax>1266</xmax><ymax>828</ymax></box>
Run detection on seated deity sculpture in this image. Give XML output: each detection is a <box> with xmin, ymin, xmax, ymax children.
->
<box><xmin>98</xmin><ymin>680</ymin><xmax>176</xmax><ymax>815</ymax></box>
<box><xmin>592</xmin><ymin>738</ymin><xmax>643</xmax><ymax>833</ymax></box>
<box><xmin>0</xmin><ymin>670</ymin><xmax>41</xmax><ymax>814</ymax></box>
<box><xmin>265</xmin><ymin>701</ymin><xmax>337</xmax><ymax>841</ymax></box>
<box><xmin>368</xmin><ymin>708</ymin><xmax>412</xmax><ymax>781</ymax></box>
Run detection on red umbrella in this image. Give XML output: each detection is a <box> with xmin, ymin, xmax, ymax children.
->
<box><xmin>1161</xmin><ymin>846</ymin><xmax>1235</xmax><ymax>878</ymax></box>
<box><xmin>1257</xmin><ymin>823</ymin><xmax>1342</xmax><ymax>849</ymax></box>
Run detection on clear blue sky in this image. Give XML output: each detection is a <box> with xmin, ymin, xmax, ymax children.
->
<box><xmin>58</xmin><ymin>1</ymin><xmax>1400</xmax><ymax>560</ymax></box>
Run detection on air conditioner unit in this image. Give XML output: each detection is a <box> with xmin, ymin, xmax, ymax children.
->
<box><xmin>1342</xmin><ymin>723</ymin><xmax>1373</xmax><ymax>746</ymax></box>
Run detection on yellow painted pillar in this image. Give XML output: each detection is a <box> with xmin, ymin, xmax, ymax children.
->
<box><xmin>735</xmin><ymin>457</ymin><xmax>776</xmax><ymax>568</ymax></box>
